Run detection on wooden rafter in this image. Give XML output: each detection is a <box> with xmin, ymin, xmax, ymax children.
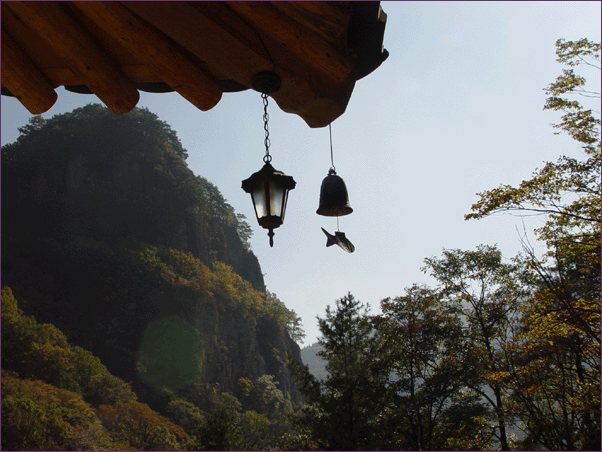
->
<box><xmin>4</xmin><ymin>1</ymin><xmax>140</xmax><ymax>114</ymax></box>
<box><xmin>1</xmin><ymin>29</ymin><xmax>58</xmax><ymax>114</ymax></box>
<box><xmin>71</xmin><ymin>1</ymin><xmax>223</xmax><ymax>112</ymax></box>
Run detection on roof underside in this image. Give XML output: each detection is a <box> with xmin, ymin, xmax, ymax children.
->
<box><xmin>1</xmin><ymin>1</ymin><xmax>388</xmax><ymax>128</ymax></box>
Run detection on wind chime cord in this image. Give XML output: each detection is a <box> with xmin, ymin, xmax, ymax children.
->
<box><xmin>329</xmin><ymin>123</ymin><xmax>341</xmax><ymax>231</ymax></box>
<box><xmin>329</xmin><ymin>123</ymin><xmax>336</xmax><ymax>172</ymax></box>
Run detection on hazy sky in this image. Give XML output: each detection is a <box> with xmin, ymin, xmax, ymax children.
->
<box><xmin>2</xmin><ymin>2</ymin><xmax>601</xmax><ymax>346</ymax></box>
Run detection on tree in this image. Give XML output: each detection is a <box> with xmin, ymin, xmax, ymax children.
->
<box><xmin>502</xmin><ymin>286</ymin><xmax>600</xmax><ymax>450</ymax></box>
<box><xmin>465</xmin><ymin>39</ymin><xmax>601</xmax><ymax>450</ymax></box>
<box><xmin>373</xmin><ymin>285</ymin><xmax>493</xmax><ymax>451</ymax></box>
<box><xmin>192</xmin><ymin>408</ymin><xmax>249</xmax><ymax>451</ymax></box>
<box><xmin>465</xmin><ymin>38</ymin><xmax>600</xmax><ymax>281</ymax></box>
<box><xmin>264</xmin><ymin>291</ymin><xmax>306</xmax><ymax>343</ymax></box>
<box><xmin>1</xmin><ymin>371</ymin><xmax>117</xmax><ymax>451</ymax></box>
<box><xmin>423</xmin><ymin>245</ymin><xmax>527</xmax><ymax>450</ymax></box>
<box><xmin>544</xmin><ymin>38</ymin><xmax>600</xmax><ymax>152</ymax></box>
<box><xmin>289</xmin><ymin>294</ymin><xmax>386</xmax><ymax>450</ymax></box>
<box><xmin>97</xmin><ymin>401</ymin><xmax>188</xmax><ymax>450</ymax></box>
<box><xmin>237</xmin><ymin>374</ymin><xmax>293</xmax><ymax>418</ymax></box>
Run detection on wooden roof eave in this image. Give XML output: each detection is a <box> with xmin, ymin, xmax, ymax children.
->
<box><xmin>0</xmin><ymin>1</ymin><xmax>388</xmax><ymax>128</ymax></box>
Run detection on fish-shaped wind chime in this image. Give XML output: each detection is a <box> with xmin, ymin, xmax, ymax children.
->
<box><xmin>316</xmin><ymin>124</ymin><xmax>355</xmax><ymax>253</ymax></box>
<box><xmin>321</xmin><ymin>228</ymin><xmax>355</xmax><ymax>253</ymax></box>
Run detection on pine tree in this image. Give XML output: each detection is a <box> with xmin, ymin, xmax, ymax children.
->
<box><xmin>289</xmin><ymin>294</ymin><xmax>385</xmax><ymax>450</ymax></box>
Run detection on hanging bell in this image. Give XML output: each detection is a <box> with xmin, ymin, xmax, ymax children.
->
<box><xmin>316</xmin><ymin>168</ymin><xmax>353</xmax><ymax>217</ymax></box>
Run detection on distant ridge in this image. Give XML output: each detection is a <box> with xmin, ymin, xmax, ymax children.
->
<box><xmin>300</xmin><ymin>342</ymin><xmax>328</xmax><ymax>381</ymax></box>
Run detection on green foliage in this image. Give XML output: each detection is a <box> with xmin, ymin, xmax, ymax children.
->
<box><xmin>2</xmin><ymin>371</ymin><xmax>117</xmax><ymax>451</ymax></box>
<box><xmin>423</xmin><ymin>245</ymin><xmax>526</xmax><ymax>450</ymax></box>
<box><xmin>1</xmin><ymin>289</ymin><xmax>196</xmax><ymax>451</ymax></box>
<box><xmin>289</xmin><ymin>294</ymin><xmax>388</xmax><ymax>450</ymax></box>
<box><xmin>192</xmin><ymin>408</ymin><xmax>250</xmax><ymax>451</ymax></box>
<box><xmin>237</xmin><ymin>374</ymin><xmax>293</xmax><ymax>418</ymax></box>
<box><xmin>98</xmin><ymin>402</ymin><xmax>188</xmax><ymax>451</ymax></box>
<box><xmin>465</xmin><ymin>39</ymin><xmax>601</xmax><ymax>266</ymax></box>
<box><xmin>463</xmin><ymin>38</ymin><xmax>601</xmax><ymax>451</ymax></box>
<box><xmin>2</xmin><ymin>395</ymin><xmax>75</xmax><ymax>451</ymax></box>
<box><xmin>544</xmin><ymin>39</ymin><xmax>600</xmax><ymax>150</ymax></box>
<box><xmin>165</xmin><ymin>397</ymin><xmax>206</xmax><ymax>435</ymax></box>
<box><xmin>264</xmin><ymin>291</ymin><xmax>306</xmax><ymax>343</ymax></box>
<box><xmin>1</xmin><ymin>287</ymin><xmax>137</xmax><ymax>407</ymax></box>
<box><xmin>374</xmin><ymin>285</ymin><xmax>494</xmax><ymax>451</ymax></box>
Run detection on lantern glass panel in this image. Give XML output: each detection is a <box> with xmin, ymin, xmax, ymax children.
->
<box><xmin>252</xmin><ymin>185</ymin><xmax>267</xmax><ymax>218</ymax></box>
<box><xmin>281</xmin><ymin>190</ymin><xmax>290</xmax><ymax>220</ymax></box>
<box><xmin>269</xmin><ymin>180</ymin><xmax>285</xmax><ymax>218</ymax></box>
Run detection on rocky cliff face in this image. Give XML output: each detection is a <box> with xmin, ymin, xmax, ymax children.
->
<box><xmin>1</xmin><ymin>104</ymin><xmax>301</xmax><ymax>405</ymax></box>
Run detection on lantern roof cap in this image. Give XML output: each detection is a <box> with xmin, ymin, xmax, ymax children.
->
<box><xmin>241</xmin><ymin>162</ymin><xmax>296</xmax><ymax>193</ymax></box>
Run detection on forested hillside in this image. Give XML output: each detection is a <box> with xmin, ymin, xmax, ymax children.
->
<box><xmin>2</xmin><ymin>287</ymin><xmax>299</xmax><ymax>450</ymax></box>
<box><xmin>1</xmin><ymin>104</ymin><xmax>305</xmax><ymax>449</ymax></box>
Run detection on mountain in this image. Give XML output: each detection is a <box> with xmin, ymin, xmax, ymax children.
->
<box><xmin>1</xmin><ymin>104</ymin><xmax>302</xmax><ymax>408</ymax></box>
<box><xmin>300</xmin><ymin>342</ymin><xmax>328</xmax><ymax>381</ymax></box>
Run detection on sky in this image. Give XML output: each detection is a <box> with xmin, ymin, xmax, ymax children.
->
<box><xmin>2</xmin><ymin>1</ymin><xmax>601</xmax><ymax>346</ymax></box>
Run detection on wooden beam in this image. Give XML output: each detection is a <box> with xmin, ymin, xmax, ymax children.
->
<box><xmin>1</xmin><ymin>30</ymin><xmax>58</xmax><ymax>114</ymax></box>
<box><xmin>72</xmin><ymin>1</ymin><xmax>222</xmax><ymax>112</ymax></box>
<box><xmin>4</xmin><ymin>1</ymin><xmax>139</xmax><ymax>115</ymax></box>
<box><xmin>225</xmin><ymin>1</ymin><xmax>353</xmax><ymax>85</ymax></box>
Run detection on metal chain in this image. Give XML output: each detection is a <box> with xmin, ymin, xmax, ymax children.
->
<box><xmin>262</xmin><ymin>93</ymin><xmax>272</xmax><ymax>163</ymax></box>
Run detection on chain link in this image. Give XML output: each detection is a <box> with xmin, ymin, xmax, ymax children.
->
<box><xmin>262</xmin><ymin>93</ymin><xmax>272</xmax><ymax>163</ymax></box>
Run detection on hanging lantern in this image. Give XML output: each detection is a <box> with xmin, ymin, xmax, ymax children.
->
<box><xmin>242</xmin><ymin>70</ymin><xmax>296</xmax><ymax>247</ymax></box>
<box><xmin>242</xmin><ymin>161</ymin><xmax>296</xmax><ymax>247</ymax></box>
<box><xmin>316</xmin><ymin>168</ymin><xmax>353</xmax><ymax>216</ymax></box>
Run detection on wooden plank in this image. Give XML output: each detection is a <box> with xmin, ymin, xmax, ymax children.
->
<box><xmin>226</xmin><ymin>1</ymin><xmax>353</xmax><ymax>84</ymax></box>
<box><xmin>123</xmin><ymin>1</ymin><xmax>269</xmax><ymax>86</ymax></box>
<box><xmin>4</xmin><ymin>1</ymin><xmax>139</xmax><ymax>114</ymax></box>
<box><xmin>188</xmin><ymin>1</ymin><xmax>328</xmax><ymax>91</ymax></box>
<box><xmin>72</xmin><ymin>1</ymin><xmax>222</xmax><ymax>112</ymax></box>
<box><xmin>1</xmin><ymin>30</ymin><xmax>58</xmax><ymax>114</ymax></box>
<box><xmin>270</xmin><ymin>1</ymin><xmax>350</xmax><ymax>46</ymax></box>
<box><xmin>187</xmin><ymin>2</ymin><xmax>353</xmax><ymax>127</ymax></box>
<box><xmin>39</xmin><ymin>65</ymin><xmax>165</xmax><ymax>87</ymax></box>
<box><xmin>124</xmin><ymin>1</ymin><xmax>350</xmax><ymax>127</ymax></box>
<box><xmin>1</xmin><ymin>2</ymin><xmax>65</xmax><ymax>69</ymax></box>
